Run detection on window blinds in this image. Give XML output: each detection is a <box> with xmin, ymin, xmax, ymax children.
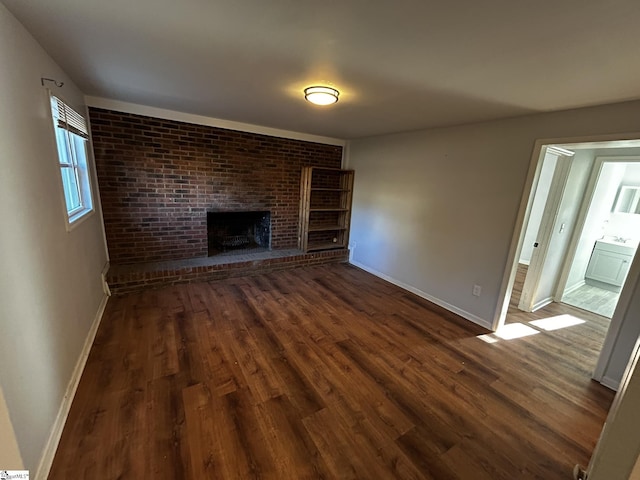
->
<box><xmin>50</xmin><ymin>95</ymin><xmax>89</xmax><ymax>139</ymax></box>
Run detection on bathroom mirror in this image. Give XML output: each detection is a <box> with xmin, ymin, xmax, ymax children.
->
<box><xmin>613</xmin><ymin>185</ymin><xmax>640</xmax><ymax>214</ymax></box>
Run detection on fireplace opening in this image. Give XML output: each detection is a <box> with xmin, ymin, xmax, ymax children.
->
<box><xmin>207</xmin><ymin>211</ymin><xmax>271</xmax><ymax>256</ymax></box>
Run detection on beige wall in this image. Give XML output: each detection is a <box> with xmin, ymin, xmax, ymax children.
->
<box><xmin>0</xmin><ymin>387</ymin><xmax>23</xmax><ymax>469</ymax></box>
<box><xmin>0</xmin><ymin>3</ymin><xmax>108</xmax><ymax>473</ymax></box>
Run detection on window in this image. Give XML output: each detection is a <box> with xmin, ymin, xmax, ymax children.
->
<box><xmin>50</xmin><ymin>95</ymin><xmax>93</xmax><ymax>225</ymax></box>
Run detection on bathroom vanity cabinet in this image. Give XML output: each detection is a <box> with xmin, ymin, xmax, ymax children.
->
<box><xmin>586</xmin><ymin>239</ymin><xmax>634</xmax><ymax>288</ymax></box>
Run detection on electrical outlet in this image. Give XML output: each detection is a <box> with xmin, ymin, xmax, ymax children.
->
<box><xmin>472</xmin><ymin>285</ymin><xmax>482</xmax><ymax>297</ymax></box>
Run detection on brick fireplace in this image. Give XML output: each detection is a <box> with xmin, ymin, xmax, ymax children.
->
<box><xmin>89</xmin><ymin>108</ymin><xmax>343</xmax><ymax>266</ymax></box>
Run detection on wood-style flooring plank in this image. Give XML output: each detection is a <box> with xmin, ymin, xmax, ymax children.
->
<box><xmin>48</xmin><ymin>263</ymin><xmax>615</xmax><ymax>479</ymax></box>
<box><xmin>254</xmin><ymin>395</ymin><xmax>329</xmax><ymax>479</ymax></box>
<box><xmin>182</xmin><ymin>383</ymin><xmax>273</xmax><ymax>479</ymax></box>
<box><xmin>146</xmin><ymin>374</ymin><xmax>191</xmax><ymax>480</ymax></box>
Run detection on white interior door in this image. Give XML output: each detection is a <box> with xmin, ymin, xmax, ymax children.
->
<box><xmin>518</xmin><ymin>152</ymin><xmax>572</xmax><ymax>312</ymax></box>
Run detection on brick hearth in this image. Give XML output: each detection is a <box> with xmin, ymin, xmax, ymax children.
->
<box><xmin>106</xmin><ymin>249</ymin><xmax>349</xmax><ymax>294</ymax></box>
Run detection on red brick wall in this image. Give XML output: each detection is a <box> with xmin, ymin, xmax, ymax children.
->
<box><xmin>89</xmin><ymin>108</ymin><xmax>343</xmax><ymax>264</ymax></box>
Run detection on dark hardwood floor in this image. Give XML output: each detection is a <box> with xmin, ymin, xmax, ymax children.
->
<box><xmin>49</xmin><ymin>263</ymin><xmax>614</xmax><ymax>479</ymax></box>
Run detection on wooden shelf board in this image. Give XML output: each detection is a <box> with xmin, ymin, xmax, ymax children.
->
<box><xmin>308</xmin><ymin>167</ymin><xmax>355</xmax><ymax>172</ymax></box>
<box><xmin>310</xmin><ymin>188</ymin><xmax>351</xmax><ymax>192</ymax></box>
<box><xmin>306</xmin><ymin>243</ymin><xmax>347</xmax><ymax>252</ymax></box>
<box><xmin>308</xmin><ymin>225</ymin><xmax>347</xmax><ymax>232</ymax></box>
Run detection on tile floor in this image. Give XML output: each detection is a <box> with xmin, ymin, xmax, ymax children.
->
<box><xmin>562</xmin><ymin>284</ymin><xmax>619</xmax><ymax>318</ymax></box>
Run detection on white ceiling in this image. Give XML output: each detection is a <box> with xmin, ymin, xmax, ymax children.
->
<box><xmin>4</xmin><ymin>0</ymin><xmax>640</xmax><ymax>139</ymax></box>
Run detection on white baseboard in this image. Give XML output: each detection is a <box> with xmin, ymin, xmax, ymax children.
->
<box><xmin>531</xmin><ymin>296</ymin><xmax>554</xmax><ymax>312</ymax></box>
<box><xmin>563</xmin><ymin>280</ymin><xmax>586</xmax><ymax>297</ymax></box>
<box><xmin>599</xmin><ymin>375</ymin><xmax>620</xmax><ymax>391</ymax></box>
<box><xmin>34</xmin><ymin>293</ymin><xmax>109</xmax><ymax>480</ymax></box>
<box><xmin>348</xmin><ymin>260</ymin><xmax>492</xmax><ymax>330</ymax></box>
<box><xmin>101</xmin><ymin>261</ymin><xmax>111</xmax><ymax>297</ymax></box>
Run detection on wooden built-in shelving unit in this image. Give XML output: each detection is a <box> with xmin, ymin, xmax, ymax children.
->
<box><xmin>298</xmin><ymin>167</ymin><xmax>354</xmax><ymax>252</ymax></box>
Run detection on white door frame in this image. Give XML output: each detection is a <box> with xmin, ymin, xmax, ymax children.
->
<box><xmin>548</xmin><ymin>155</ymin><xmax>640</xmax><ymax>387</ymax></box>
<box><xmin>593</xmin><ymin>241</ymin><xmax>640</xmax><ymax>386</ymax></box>
<box><xmin>518</xmin><ymin>149</ymin><xmax>573</xmax><ymax>312</ymax></box>
<box><xmin>584</xmin><ymin>332</ymin><xmax>640</xmax><ymax>478</ymax></box>
<box><xmin>553</xmin><ymin>155</ymin><xmax>640</xmax><ymax>301</ymax></box>
<box><xmin>573</xmin><ymin>157</ymin><xmax>640</xmax><ymax>385</ymax></box>
<box><xmin>492</xmin><ymin>132</ymin><xmax>640</xmax><ymax>332</ymax></box>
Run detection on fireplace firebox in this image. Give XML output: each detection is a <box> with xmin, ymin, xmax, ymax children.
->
<box><xmin>207</xmin><ymin>211</ymin><xmax>271</xmax><ymax>255</ymax></box>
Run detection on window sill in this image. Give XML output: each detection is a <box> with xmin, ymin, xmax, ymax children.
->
<box><xmin>66</xmin><ymin>207</ymin><xmax>95</xmax><ymax>232</ymax></box>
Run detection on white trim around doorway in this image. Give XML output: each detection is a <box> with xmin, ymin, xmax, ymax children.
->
<box><xmin>492</xmin><ymin>132</ymin><xmax>640</xmax><ymax>332</ymax></box>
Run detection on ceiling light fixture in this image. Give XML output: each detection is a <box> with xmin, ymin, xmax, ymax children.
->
<box><xmin>304</xmin><ymin>86</ymin><xmax>339</xmax><ymax>106</ymax></box>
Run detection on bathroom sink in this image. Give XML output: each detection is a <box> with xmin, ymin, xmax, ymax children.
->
<box><xmin>596</xmin><ymin>238</ymin><xmax>636</xmax><ymax>255</ymax></box>
<box><xmin>600</xmin><ymin>236</ymin><xmax>639</xmax><ymax>248</ymax></box>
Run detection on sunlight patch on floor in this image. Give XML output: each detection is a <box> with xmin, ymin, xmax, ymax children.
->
<box><xmin>529</xmin><ymin>314</ymin><xmax>585</xmax><ymax>331</ymax></box>
<box><xmin>477</xmin><ymin>323</ymin><xmax>540</xmax><ymax>343</ymax></box>
<box><xmin>477</xmin><ymin>314</ymin><xmax>587</xmax><ymax>344</ymax></box>
<box><xmin>494</xmin><ymin>323</ymin><xmax>540</xmax><ymax>340</ymax></box>
<box><xmin>477</xmin><ymin>334</ymin><xmax>499</xmax><ymax>344</ymax></box>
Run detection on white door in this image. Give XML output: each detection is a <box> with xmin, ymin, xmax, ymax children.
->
<box><xmin>518</xmin><ymin>152</ymin><xmax>573</xmax><ymax>312</ymax></box>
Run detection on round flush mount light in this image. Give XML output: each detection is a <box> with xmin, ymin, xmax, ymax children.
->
<box><xmin>304</xmin><ymin>86</ymin><xmax>339</xmax><ymax>106</ymax></box>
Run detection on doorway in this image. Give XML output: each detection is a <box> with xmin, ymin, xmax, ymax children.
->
<box><xmin>520</xmin><ymin>152</ymin><xmax>640</xmax><ymax>319</ymax></box>
<box><xmin>558</xmin><ymin>158</ymin><xmax>640</xmax><ymax>317</ymax></box>
<box><xmin>496</xmin><ymin>136</ymin><xmax>640</xmax><ymax>390</ymax></box>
